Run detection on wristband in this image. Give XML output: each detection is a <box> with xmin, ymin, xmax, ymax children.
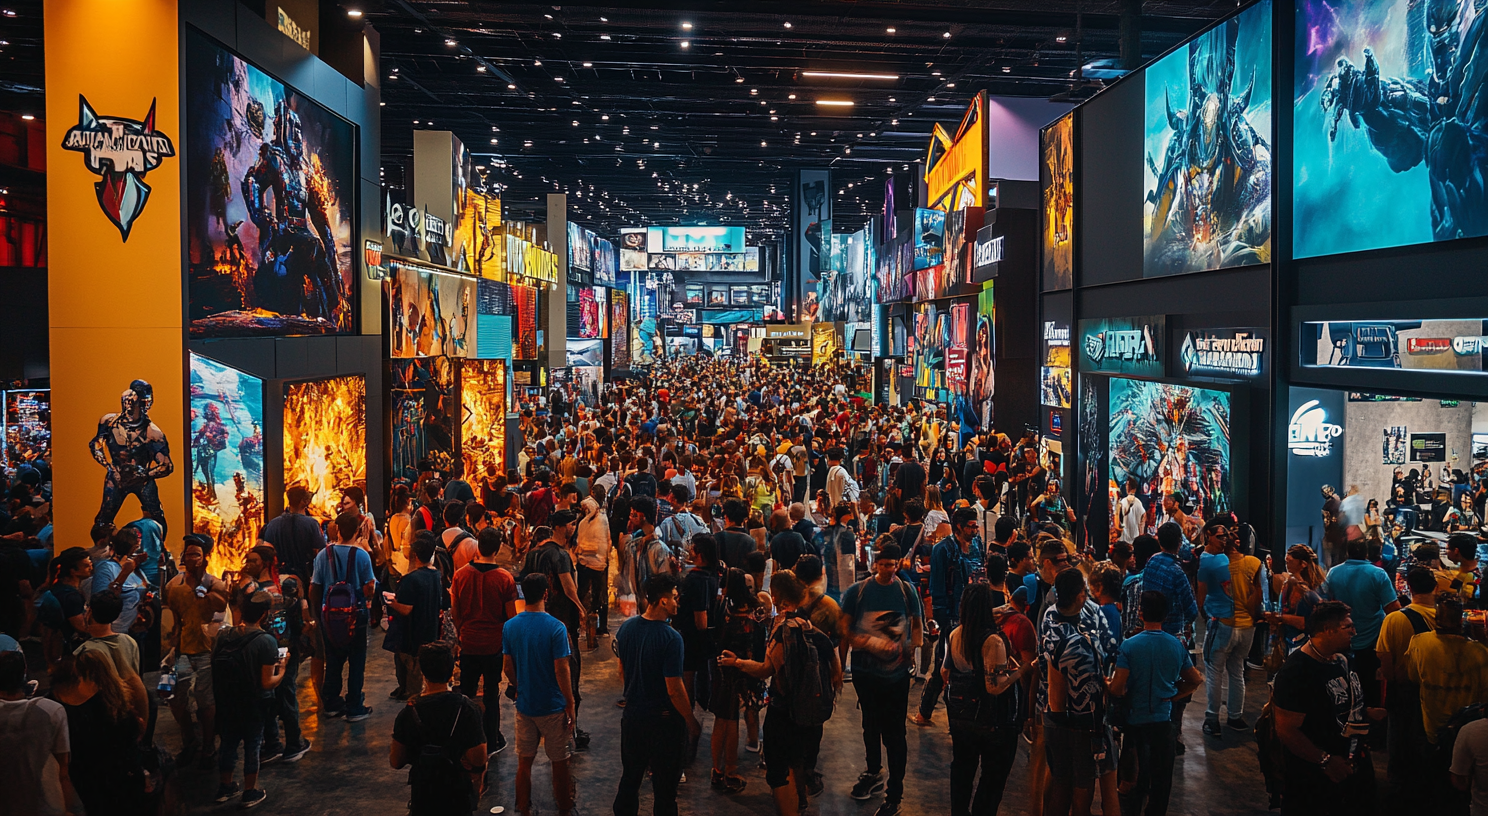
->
<box><xmin>1317</xmin><ymin>752</ymin><xmax>1331</xmax><ymax>767</ymax></box>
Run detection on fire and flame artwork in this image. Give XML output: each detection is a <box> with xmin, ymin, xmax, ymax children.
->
<box><xmin>1108</xmin><ymin>377</ymin><xmax>1231</xmax><ymax>520</ymax></box>
<box><xmin>513</xmin><ymin>284</ymin><xmax>539</xmax><ymax>359</ymax></box>
<box><xmin>390</xmin><ymin>357</ymin><xmax>454</xmax><ymax>483</ymax></box>
<box><xmin>283</xmin><ymin>375</ymin><xmax>366</xmax><ymax>523</ymax></box>
<box><xmin>189</xmin><ymin>354</ymin><xmax>264</xmax><ymax>577</ymax></box>
<box><xmin>184</xmin><ymin>29</ymin><xmax>357</xmax><ymax>338</ymax></box>
<box><xmin>1042</xmin><ymin>113</ymin><xmax>1074</xmax><ymax>290</ymax></box>
<box><xmin>461</xmin><ymin>359</ymin><xmax>507</xmax><ymax>480</ymax></box>
<box><xmin>389</xmin><ymin>264</ymin><xmax>476</xmax><ymax>359</ymax></box>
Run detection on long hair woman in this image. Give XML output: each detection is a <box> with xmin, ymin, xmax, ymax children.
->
<box><xmin>708</xmin><ymin>567</ymin><xmax>762</xmax><ymax>794</ymax></box>
<box><xmin>1264</xmin><ymin>544</ymin><xmax>1326</xmax><ymax>654</ymax></box>
<box><xmin>943</xmin><ymin>583</ymin><xmax>1026</xmax><ymax>816</ymax></box>
<box><xmin>52</xmin><ymin>650</ymin><xmax>148</xmax><ymax>814</ymax></box>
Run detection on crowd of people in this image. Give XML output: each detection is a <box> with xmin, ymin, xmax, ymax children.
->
<box><xmin>1</xmin><ymin>354</ymin><xmax>1486</xmax><ymax>816</ymax></box>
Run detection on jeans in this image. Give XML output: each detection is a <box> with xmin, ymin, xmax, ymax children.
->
<box><xmin>1202</xmin><ymin>621</ymin><xmax>1255</xmax><ymax>721</ymax></box>
<box><xmin>1119</xmin><ymin>721</ymin><xmax>1177</xmax><ymax>816</ymax></box>
<box><xmin>219</xmin><ymin>715</ymin><xmax>265</xmax><ymax>777</ymax></box>
<box><xmin>460</xmin><ymin>652</ymin><xmax>504</xmax><ymax>742</ymax></box>
<box><xmin>322</xmin><ymin>620</ymin><xmax>368</xmax><ymax>713</ymax></box>
<box><xmin>919</xmin><ymin>614</ymin><xmax>953</xmax><ymax>718</ymax></box>
<box><xmin>577</xmin><ymin>565</ymin><xmax>609</xmax><ymax>634</ymax></box>
<box><xmin>949</xmin><ymin>726</ymin><xmax>1019</xmax><ymax>816</ymax></box>
<box><xmin>262</xmin><ymin>658</ymin><xmax>302</xmax><ymax>752</ymax></box>
<box><xmin>854</xmin><ymin>673</ymin><xmax>911</xmax><ymax>802</ymax></box>
<box><xmin>614</xmin><ymin>711</ymin><xmax>686</xmax><ymax>816</ymax></box>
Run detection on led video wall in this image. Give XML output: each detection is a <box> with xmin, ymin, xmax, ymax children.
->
<box><xmin>389</xmin><ymin>263</ymin><xmax>476</xmax><ymax>358</ymax></box>
<box><xmin>283</xmin><ymin>375</ymin><xmax>366</xmax><ymax>523</ymax></box>
<box><xmin>189</xmin><ymin>353</ymin><xmax>264</xmax><ymax>576</ymax></box>
<box><xmin>460</xmin><ymin>359</ymin><xmax>507</xmax><ymax>479</ymax></box>
<box><xmin>1108</xmin><ymin>377</ymin><xmax>1232</xmax><ymax>519</ymax></box>
<box><xmin>1041</xmin><ymin>113</ymin><xmax>1074</xmax><ymax>290</ymax></box>
<box><xmin>2</xmin><ymin>389</ymin><xmax>49</xmax><ymax>475</ymax></box>
<box><xmin>390</xmin><ymin>357</ymin><xmax>454</xmax><ymax>483</ymax></box>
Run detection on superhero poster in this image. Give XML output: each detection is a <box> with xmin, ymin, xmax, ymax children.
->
<box><xmin>390</xmin><ymin>357</ymin><xmax>454</xmax><ymax>484</ymax></box>
<box><xmin>184</xmin><ymin>29</ymin><xmax>357</xmax><ymax>338</ymax></box>
<box><xmin>1143</xmin><ymin>0</ymin><xmax>1272</xmax><ymax>277</ymax></box>
<box><xmin>189</xmin><ymin>353</ymin><xmax>263</xmax><ymax>576</ymax></box>
<box><xmin>1108</xmin><ymin>378</ymin><xmax>1232</xmax><ymax>520</ymax></box>
<box><xmin>389</xmin><ymin>264</ymin><xmax>476</xmax><ymax>359</ymax></box>
<box><xmin>1294</xmin><ymin>0</ymin><xmax>1488</xmax><ymax>258</ymax></box>
<box><xmin>1041</xmin><ymin>114</ymin><xmax>1074</xmax><ymax>291</ymax></box>
<box><xmin>283</xmin><ymin>375</ymin><xmax>366</xmax><ymax>523</ymax></box>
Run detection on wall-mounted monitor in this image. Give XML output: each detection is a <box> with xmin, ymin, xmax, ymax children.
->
<box><xmin>646</xmin><ymin>226</ymin><xmax>747</xmax><ymax>253</ymax></box>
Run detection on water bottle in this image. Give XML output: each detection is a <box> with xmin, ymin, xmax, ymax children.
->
<box><xmin>157</xmin><ymin>670</ymin><xmax>177</xmax><ymax>700</ymax></box>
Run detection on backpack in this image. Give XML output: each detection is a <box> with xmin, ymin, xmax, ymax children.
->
<box><xmin>407</xmin><ymin>695</ymin><xmax>477</xmax><ymax>814</ymax></box>
<box><xmin>660</xmin><ymin>512</ymin><xmax>706</xmax><ymax>552</ymax></box>
<box><xmin>416</xmin><ymin>504</ymin><xmax>443</xmax><ymax>536</ymax></box>
<box><xmin>320</xmin><ymin>545</ymin><xmax>362</xmax><ymax>651</ymax></box>
<box><xmin>636</xmin><ymin>539</ymin><xmax>678</xmax><ymax>588</ymax></box>
<box><xmin>943</xmin><ymin>631</ymin><xmax>1024</xmax><ymax>735</ymax></box>
<box><xmin>829</xmin><ymin>465</ymin><xmax>861</xmax><ymax>503</ymax></box>
<box><xmin>211</xmin><ymin>629</ymin><xmax>274</xmax><ymax>710</ymax></box>
<box><xmin>775</xmin><ymin>615</ymin><xmax>836</xmax><ymax>726</ymax></box>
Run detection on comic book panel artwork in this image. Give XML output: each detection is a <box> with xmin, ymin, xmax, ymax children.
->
<box><xmin>283</xmin><ymin>375</ymin><xmax>366</xmax><ymax>523</ymax></box>
<box><xmin>184</xmin><ymin>29</ymin><xmax>357</xmax><ymax>338</ymax></box>
<box><xmin>912</xmin><ymin>300</ymin><xmax>989</xmax><ymax>433</ymax></box>
<box><xmin>189</xmin><ymin>354</ymin><xmax>264</xmax><ymax>577</ymax></box>
<box><xmin>390</xmin><ymin>358</ymin><xmax>454</xmax><ymax>484</ymax></box>
<box><xmin>611</xmin><ymin>291</ymin><xmax>631</xmax><ymax>369</ymax></box>
<box><xmin>1042</xmin><ymin>114</ymin><xmax>1074</xmax><ymax>290</ymax></box>
<box><xmin>3</xmin><ymin>390</ymin><xmax>49</xmax><ymax>476</ymax></box>
<box><xmin>1144</xmin><ymin>0</ymin><xmax>1272</xmax><ymax>276</ymax></box>
<box><xmin>1108</xmin><ymin>378</ymin><xmax>1232</xmax><ymax>520</ymax></box>
<box><xmin>1294</xmin><ymin>0</ymin><xmax>1488</xmax><ymax>257</ymax></box>
<box><xmin>389</xmin><ymin>265</ymin><xmax>476</xmax><ymax>359</ymax></box>
<box><xmin>513</xmin><ymin>284</ymin><xmax>538</xmax><ymax>359</ymax></box>
<box><xmin>455</xmin><ymin>185</ymin><xmax>502</xmax><ymax>278</ymax></box>
<box><xmin>460</xmin><ymin>359</ymin><xmax>507</xmax><ymax>481</ymax></box>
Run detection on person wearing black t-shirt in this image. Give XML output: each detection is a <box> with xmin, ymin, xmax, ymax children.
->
<box><xmin>716</xmin><ymin>498</ymin><xmax>759</xmax><ymax>572</ymax></box>
<box><xmin>389</xmin><ymin>534</ymin><xmax>450</xmax><ymax>700</ymax></box>
<box><xmin>521</xmin><ymin>511</ymin><xmax>589</xmax><ymax>749</ymax></box>
<box><xmin>391</xmin><ymin>643</ymin><xmax>488</xmax><ymax>816</ymax></box>
<box><xmin>1271</xmin><ymin>601</ymin><xmax>1386</xmax><ymax>816</ymax></box>
<box><xmin>676</xmin><ymin>535</ymin><xmax>725</xmax><ymax>711</ymax></box>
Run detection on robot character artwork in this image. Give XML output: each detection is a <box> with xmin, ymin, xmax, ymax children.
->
<box><xmin>1143</xmin><ymin>0</ymin><xmax>1273</xmax><ymax>277</ymax></box>
<box><xmin>185</xmin><ymin>29</ymin><xmax>356</xmax><ymax>338</ymax></box>
<box><xmin>189</xmin><ymin>353</ymin><xmax>264</xmax><ymax>576</ymax></box>
<box><xmin>1294</xmin><ymin>0</ymin><xmax>1488</xmax><ymax>257</ymax></box>
<box><xmin>92</xmin><ymin>380</ymin><xmax>174</xmax><ymax>535</ymax></box>
<box><xmin>1108</xmin><ymin>378</ymin><xmax>1232</xmax><ymax>521</ymax></box>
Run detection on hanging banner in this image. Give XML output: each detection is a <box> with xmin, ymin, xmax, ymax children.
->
<box><xmin>1078</xmin><ymin>315</ymin><xmax>1166</xmax><ymax>377</ymax></box>
<box><xmin>794</xmin><ymin>168</ymin><xmax>830</xmax><ymax>321</ymax></box>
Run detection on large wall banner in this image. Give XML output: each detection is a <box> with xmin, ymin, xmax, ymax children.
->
<box><xmin>1078</xmin><ymin>315</ymin><xmax>1166</xmax><ymax>377</ymax></box>
<box><xmin>794</xmin><ymin>168</ymin><xmax>830</xmax><ymax>322</ymax></box>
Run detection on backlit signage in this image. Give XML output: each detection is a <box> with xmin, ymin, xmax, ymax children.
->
<box><xmin>1179</xmin><ymin>328</ymin><xmax>1268</xmax><ymax>378</ymax></box>
<box><xmin>1078</xmin><ymin>315</ymin><xmax>1166</xmax><ymax>376</ymax></box>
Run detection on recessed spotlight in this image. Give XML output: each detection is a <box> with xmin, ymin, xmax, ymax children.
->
<box><xmin>770</xmin><ymin>116</ymin><xmax>778</xmax><ymax>121</ymax></box>
<box><xmin>534</xmin><ymin>60</ymin><xmax>542</xmax><ymax>66</ymax></box>
<box><xmin>601</xmin><ymin>114</ymin><xmax>609</xmax><ymax>120</ymax></box>
<box><xmin>947</xmin><ymin>82</ymin><xmax>956</xmax><ymax>87</ymax></box>
<box><xmin>750</xmin><ymin>88</ymin><xmax>758</xmax><ymax>94</ymax></box>
<box><xmin>346</xmin><ymin>8</ymin><xmax>362</xmax><ymax>17</ymax></box>
<box><xmin>572</xmin><ymin>120</ymin><xmax>579</xmax><ymax>126</ymax></box>
<box><xmin>735</xmin><ymin>77</ymin><xmax>745</xmax><ymax>83</ymax></box>
<box><xmin>932</xmin><ymin>71</ymin><xmax>941</xmax><ymax>76</ymax></box>
<box><xmin>20</xmin><ymin>114</ymin><xmax>33</xmax><ymax>120</ymax></box>
<box><xmin>783</xmin><ymin>21</ymin><xmax>792</xmax><ymax>28</ymax></box>
<box><xmin>555</xmin><ymin>76</ymin><xmax>564</xmax><ymax>82</ymax></box>
<box><xmin>1056</xmin><ymin>35</ymin><xmax>1068</xmax><ymax>43</ymax></box>
<box><xmin>508</xmin><ymin>83</ymin><xmax>517</xmax><ymax>89</ymax></box>
<box><xmin>1002</xmin><ymin>66</ymin><xmax>1011</xmax><ymax>73</ymax></box>
<box><xmin>943</xmin><ymin>31</ymin><xmax>951</xmax><ymax>38</ymax></box>
<box><xmin>600</xmin><ymin>16</ymin><xmax>608</xmax><ymax>21</ymax></box>
<box><xmin>680</xmin><ymin>40</ymin><xmax>689</xmax><ymax>48</ymax></box>
<box><xmin>583</xmin><ymin>61</ymin><xmax>593</xmax><ymax>67</ymax></box>
<box><xmin>886</xmin><ymin>26</ymin><xmax>896</xmax><ymax>33</ymax></box>
<box><xmin>490</xmin><ymin>138</ymin><xmax>498</xmax><ymax>144</ymax></box>
<box><xmin>810</xmin><ymin>131</ymin><xmax>817</xmax><ymax>135</ymax></box>
<box><xmin>477</xmin><ymin>65</ymin><xmax>486</xmax><ymax>72</ymax></box>
<box><xmin>445</xmin><ymin>38</ymin><xmax>457</xmax><ymax>46</ymax></box>
<box><xmin>761</xmin><ymin>140</ymin><xmax>768</xmax><ymax>146</ymax></box>
<box><xmin>600</xmin><ymin>34</ymin><xmax>611</xmax><ymax>40</ymax></box>
<box><xmin>553</xmin><ymin>32</ymin><xmax>561</xmax><ymax>38</ymax></box>
<box><xmin>888</xmin><ymin>97</ymin><xmax>896</xmax><ymax>102</ymax></box>
<box><xmin>544</xmin><ymin>13</ymin><xmax>552</xmax><ymax>18</ymax></box>
<box><xmin>890</xmin><ymin>118</ymin><xmax>898</xmax><ymax>124</ymax></box>
<box><xmin>927</xmin><ymin>96</ymin><xmax>936</xmax><ymax>101</ymax></box>
<box><xmin>681</xmin><ymin>21</ymin><xmax>692</xmax><ymax>29</ymax></box>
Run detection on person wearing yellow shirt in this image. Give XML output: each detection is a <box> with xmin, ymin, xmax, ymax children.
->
<box><xmin>1376</xmin><ymin>567</ymin><xmax>1439</xmax><ymax>802</ymax></box>
<box><xmin>1405</xmin><ymin>594</ymin><xmax>1488</xmax><ymax>747</ymax></box>
<box><xmin>1438</xmin><ymin>534</ymin><xmax>1483</xmax><ymax>606</ymax></box>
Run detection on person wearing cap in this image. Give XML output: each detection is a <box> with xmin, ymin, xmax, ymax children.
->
<box><xmin>211</xmin><ymin>590</ymin><xmax>288</xmax><ymax>808</ymax></box>
<box><xmin>164</xmin><ymin>533</ymin><xmax>230</xmax><ymax>769</ymax></box>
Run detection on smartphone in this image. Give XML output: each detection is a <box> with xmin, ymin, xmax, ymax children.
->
<box><xmin>277</xmin><ymin>647</ymin><xmax>288</xmax><ymax>661</ymax></box>
<box><xmin>383</xmin><ymin>591</ymin><xmax>397</xmax><ymax>603</ymax></box>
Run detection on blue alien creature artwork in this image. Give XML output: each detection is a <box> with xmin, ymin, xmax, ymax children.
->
<box><xmin>1294</xmin><ymin>0</ymin><xmax>1488</xmax><ymax>257</ymax></box>
<box><xmin>1108</xmin><ymin>378</ymin><xmax>1232</xmax><ymax>522</ymax></box>
<box><xmin>1144</xmin><ymin>0</ymin><xmax>1273</xmax><ymax>277</ymax></box>
<box><xmin>184</xmin><ymin>29</ymin><xmax>357</xmax><ymax>338</ymax></box>
<box><xmin>189</xmin><ymin>355</ymin><xmax>263</xmax><ymax>574</ymax></box>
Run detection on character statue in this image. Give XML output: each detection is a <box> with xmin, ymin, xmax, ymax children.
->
<box><xmin>241</xmin><ymin>98</ymin><xmax>343</xmax><ymax>323</ymax></box>
<box><xmin>92</xmin><ymin>379</ymin><xmax>173</xmax><ymax>535</ymax></box>
<box><xmin>192</xmin><ymin>402</ymin><xmax>229</xmax><ymax>490</ymax></box>
<box><xmin>1321</xmin><ymin>0</ymin><xmax>1488</xmax><ymax>241</ymax></box>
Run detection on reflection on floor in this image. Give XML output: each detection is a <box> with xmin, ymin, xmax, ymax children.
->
<box><xmin>160</xmin><ymin>623</ymin><xmax>1279</xmax><ymax>816</ymax></box>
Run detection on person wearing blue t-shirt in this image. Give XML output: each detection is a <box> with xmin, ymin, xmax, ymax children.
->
<box><xmin>1110</xmin><ymin>591</ymin><xmax>1203</xmax><ymax>816</ymax></box>
<box><xmin>309</xmin><ymin>513</ymin><xmax>377</xmax><ymax>720</ymax></box>
<box><xmin>1320</xmin><ymin>538</ymin><xmax>1401</xmax><ymax>707</ymax></box>
<box><xmin>503</xmin><ymin>572</ymin><xmax>576</xmax><ymax>816</ymax></box>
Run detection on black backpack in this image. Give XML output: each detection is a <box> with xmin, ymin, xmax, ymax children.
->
<box><xmin>407</xmin><ymin>695</ymin><xmax>477</xmax><ymax>813</ymax></box>
<box><xmin>211</xmin><ymin>629</ymin><xmax>274</xmax><ymax>710</ymax></box>
<box><xmin>775</xmin><ymin>615</ymin><xmax>836</xmax><ymax>726</ymax></box>
<box><xmin>943</xmin><ymin>631</ymin><xmax>1024</xmax><ymax>735</ymax></box>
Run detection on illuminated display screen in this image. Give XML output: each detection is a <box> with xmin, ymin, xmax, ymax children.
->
<box><xmin>1108</xmin><ymin>377</ymin><xmax>1232</xmax><ymax>519</ymax></box>
<box><xmin>283</xmin><ymin>375</ymin><xmax>366</xmax><ymax>523</ymax></box>
<box><xmin>461</xmin><ymin>359</ymin><xmax>507</xmax><ymax>479</ymax></box>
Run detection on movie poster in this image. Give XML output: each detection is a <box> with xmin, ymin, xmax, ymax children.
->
<box><xmin>1078</xmin><ymin>374</ymin><xmax>1107</xmax><ymax>550</ymax></box>
<box><xmin>455</xmin><ymin>182</ymin><xmax>502</xmax><ymax>278</ymax></box>
<box><xmin>565</xmin><ymin>339</ymin><xmax>604</xmax><ymax>407</ymax></box>
<box><xmin>1144</xmin><ymin>0</ymin><xmax>1272</xmax><ymax>276</ymax></box>
<box><xmin>460</xmin><ymin>359</ymin><xmax>507</xmax><ymax>479</ymax></box>
<box><xmin>390</xmin><ymin>357</ymin><xmax>454</xmax><ymax>483</ymax></box>
<box><xmin>3</xmin><ymin>390</ymin><xmax>50</xmax><ymax>476</ymax></box>
<box><xmin>970</xmin><ymin>288</ymin><xmax>996</xmax><ymax>431</ymax></box>
<box><xmin>796</xmin><ymin>169</ymin><xmax>831</xmax><ymax>321</ymax></box>
<box><xmin>189</xmin><ymin>355</ymin><xmax>264</xmax><ymax>575</ymax></box>
<box><xmin>820</xmin><ymin>228</ymin><xmax>872</xmax><ymax>323</ymax></box>
<box><xmin>1042</xmin><ymin>114</ymin><xmax>1074</xmax><ymax>290</ymax></box>
<box><xmin>1383</xmin><ymin>426</ymin><xmax>1408</xmax><ymax>465</ymax></box>
<box><xmin>592</xmin><ymin>237</ymin><xmax>618</xmax><ymax>286</ymax></box>
<box><xmin>512</xmin><ymin>283</ymin><xmax>538</xmax><ymax>359</ymax></box>
<box><xmin>184</xmin><ymin>29</ymin><xmax>357</xmax><ymax>338</ymax></box>
<box><xmin>283</xmin><ymin>375</ymin><xmax>366</xmax><ymax>523</ymax></box>
<box><xmin>611</xmin><ymin>291</ymin><xmax>631</xmax><ymax>369</ymax></box>
<box><xmin>389</xmin><ymin>265</ymin><xmax>476</xmax><ymax>358</ymax></box>
<box><xmin>913</xmin><ymin>208</ymin><xmax>947</xmax><ymax>270</ymax></box>
<box><xmin>1108</xmin><ymin>378</ymin><xmax>1231</xmax><ymax>519</ymax></box>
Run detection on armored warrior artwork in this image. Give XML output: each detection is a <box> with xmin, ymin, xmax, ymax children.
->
<box><xmin>192</xmin><ymin>402</ymin><xmax>228</xmax><ymax>489</ymax></box>
<box><xmin>92</xmin><ymin>380</ymin><xmax>174</xmax><ymax>534</ymax></box>
<box><xmin>1108</xmin><ymin>379</ymin><xmax>1231</xmax><ymax>519</ymax></box>
<box><xmin>1320</xmin><ymin>0</ymin><xmax>1488</xmax><ymax>242</ymax></box>
<box><xmin>1144</xmin><ymin>5</ymin><xmax>1273</xmax><ymax>276</ymax></box>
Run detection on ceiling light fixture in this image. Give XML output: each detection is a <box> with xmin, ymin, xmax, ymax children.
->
<box><xmin>783</xmin><ymin>21</ymin><xmax>792</xmax><ymax>28</ymax></box>
<box><xmin>477</xmin><ymin>65</ymin><xmax>486</xmax><ymax>72</ymax></box>
<box><xmin>680</xmin><ymin>40</ymin><xmax>689</xmax><ymax>48</ymax></box>
<box><xmin>886</xmin><ymin>26</ymin><xmax>896</xmax><ymax>33</ymax></box>
<box><xmin>552</xmin><ymin>32</ymin><xmax>561</xmax><ymax>38</ymax></box>
<box><xmin>681</xmin><ymin>21</ymin><xmax>692</xmax><ymax>29</ymax></box>
<box><xmin>583</xmin><ymin>61</ymin><xmax>593</xmax><ymax>67</ymax></box>
<box><xmin>445</xmin><ymin>38</ymin><xmax>457</xmax><ymax>46</ymax></box>
<box><xmin>20</xmin><ymin>114</ymin><xmax>33</xmax><ymax>120</ymax></box>
<box><xmin>802</xmin><ymin>71</ymin><xmax>898</xmax><ymax>80</ymax></box>
<box><xmin>601</xmin><ymin>114</ymin><xmax>609</xmax><ymax>120</ymax></box>
<box><xmin>1002</xmin><ymin>66</ymin><xmax>1011</xmax><ymax>72</ymax></box>
<box><xmin>943</xmin><ymin>31</ymin><xmax>952</xmax><ymax>38</ymax></box>
<box><xmin>750</xmin><ymin>88</ymin><xmax>758</xmax><ymax>94</ymax></box>
<box><xmin>735</xmin><ymin>77</ymin><xmax>744</xmax><ymax>83</ymax></box>
<box><xmin>816</xmin><ymin>99</ymin><xmax>854</xmax><ymax>106</ymax></box>
<box><xmin>600</xmin><ymin>34</ymin><xmax>611</xmax><ymax>40</ymax></box>
<box><xmin>555</xmin><ymin>76</ymin><xmax>564</xmax><ymax>81</ymax></box>
<box><xmin>346</xmin><ymin>8</ymin><xmax>362</xmax><ymax>17</ymax></box>
<box><xmin>1056</xmin><ymin>35</ymin><xmax>1068</xmax><ymax>42</ymax></box>
<box><xmin>508</xmin><ymin>83</ymin><xmax>516</xmax><ymax>89</ymax></box>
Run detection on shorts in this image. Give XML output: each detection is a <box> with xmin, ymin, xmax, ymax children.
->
<box><xmin>762</xmin><ymin>705</ymin><xmax>823</xmax><ymax>790</ymax></box>
<box><xmin>516</xmin><ymin>710</ymin><xmax>571</xmax><ymax>762</ymax></box>
<box><xmin>175</xmin><ymin>651</ymin><xmax>214</xmax><ymax>710</ymax></box>
<box><xmin>1042</xmin><ymin>714</ymin><xmax>1097</xmax><ymax>787</ymax></box>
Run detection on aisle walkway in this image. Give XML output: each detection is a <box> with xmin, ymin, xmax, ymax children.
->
<box><xmin>161</xmin><ymin>624</ymin><xmax>1277</xmax><ymax>816</ymax></box>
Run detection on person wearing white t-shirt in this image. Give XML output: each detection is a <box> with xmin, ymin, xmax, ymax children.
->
<box><xmin>0</xmin><ymin>651</ymin><xmax>71</xmax><ymax>816</ymax></box>
<box><xmin>1119</xmin><ymin>478</ymin><xmax>1146</xmax><ymax>544</ymax></box>
<box><xmin>1454</xmin><ymin>718</ymin><xmax>1488</xmax><ymax>816</ymax></box>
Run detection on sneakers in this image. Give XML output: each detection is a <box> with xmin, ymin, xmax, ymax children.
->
<box><xmin>874</xmin><ymin>801</ymin><xmax>902</xmax><ymax>816</ymax></box>
<box><xmin>850</xmin><ymin>770</ymin><xmax>887</xmax><ymax>800</ymax></box>
<box><xmin>389</xmin><ymin>688</ymin><xmax>409</xmax><ymax>700</ymax></box>
<box><xmin>744</xmin><ymin>740</ymin><xmax>761</xmax><ymax>753</ymax></box>
<box><xmin>489</xmin><ymin>732</ymin><xmax>508</xmax><ymax>757</ymax></box>
<box><xmin>345</xmin><ymin>706</ymin><xmax>374</xmax><ymax>722</ymax></box>
<box><xmin>214</xmin><ymin>782</ymin><xmax>242</xmax><ymax>803</ymax></box>
<box><xmin>1202</xmin><ymin>720</ymin><xmax>1223</xmax><ymax>738</ymax></box>
<box><xmin>723</xmin><ymin>775</ymin><xmax>747</xmax><ymax>794</ymax></box>
<box><xmin>241</xmin><ymin>788</ymin><xmax>267</xmax><ymax>809</ymax></box>
<box><xmin>282</xmin><ymin>740</ymin><xmax>312</xmax><ymax>762</ymax></box>
<box><xmin>573</xmin><ymin>728</ymin><xmax>591</xmax><ymax>751</ymax></box>
<box><xmin>1226</xmin><ymin>717</ymin><xmax>1251</xmax><ymax>731</ymax></box>
<box><xmin>258</xmin><ymin>746</ymin><xmax>284</xmax><ymax>765</ymax></box>
<box><xmin>804</xmin><ymin>771</ymin><xmax>825</xmax><ymax>798</ymax></box>
<box><xmin>323</xmin><ymin>706</ymin><xmax>345</xmax><ymax>718</ymax></box>
<box><xmin>911</xmin><ymin>713</ymin><xmax>933</xmax><ymax>727</ymax></box>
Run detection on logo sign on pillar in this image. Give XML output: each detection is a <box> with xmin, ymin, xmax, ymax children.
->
<box><xmin>1288</xmin><ymin>400</ymin><xmax>1344</xmax><ymax>457</ymax></box>
<box><xmin>61</xmin><ymin>96</ymin><xmax>176</xmax><ymax>241</ymax></box>
<box><xmin>1077</xmin><ymin>315</ymin><xmax>1166</xmax><ymax>377</ymax></box>
<box><xmin>363</xmin><ymin>240</ymin><xmax>386</xmax><ymax>280</ymax></box>
<box><xmin>1179</xmin><ymin>328</ymin><xmax>1268</xmax><ymax>379</ymax></box>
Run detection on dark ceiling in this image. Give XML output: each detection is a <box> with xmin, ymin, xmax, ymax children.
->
<box><xmin>371</xmin><ymin>0</ymin><xmax>1234</xmax><ymax>243</ymax></box>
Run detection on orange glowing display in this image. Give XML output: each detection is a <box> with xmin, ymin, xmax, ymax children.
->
<box><xmin>283</xmin><ymin>375</ymin><xmax>366</xmax><ymax>522</ymax></box>
<box><xmin>461</xmin><ymin>359</ymin><xmax>507</xmax><ymax>480</ymax></box>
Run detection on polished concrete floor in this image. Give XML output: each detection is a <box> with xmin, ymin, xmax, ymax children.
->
<box><xmin>159</xmin><ymin>622</ymin><xmax>1278</xmax><ymax>816</ymax></box>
